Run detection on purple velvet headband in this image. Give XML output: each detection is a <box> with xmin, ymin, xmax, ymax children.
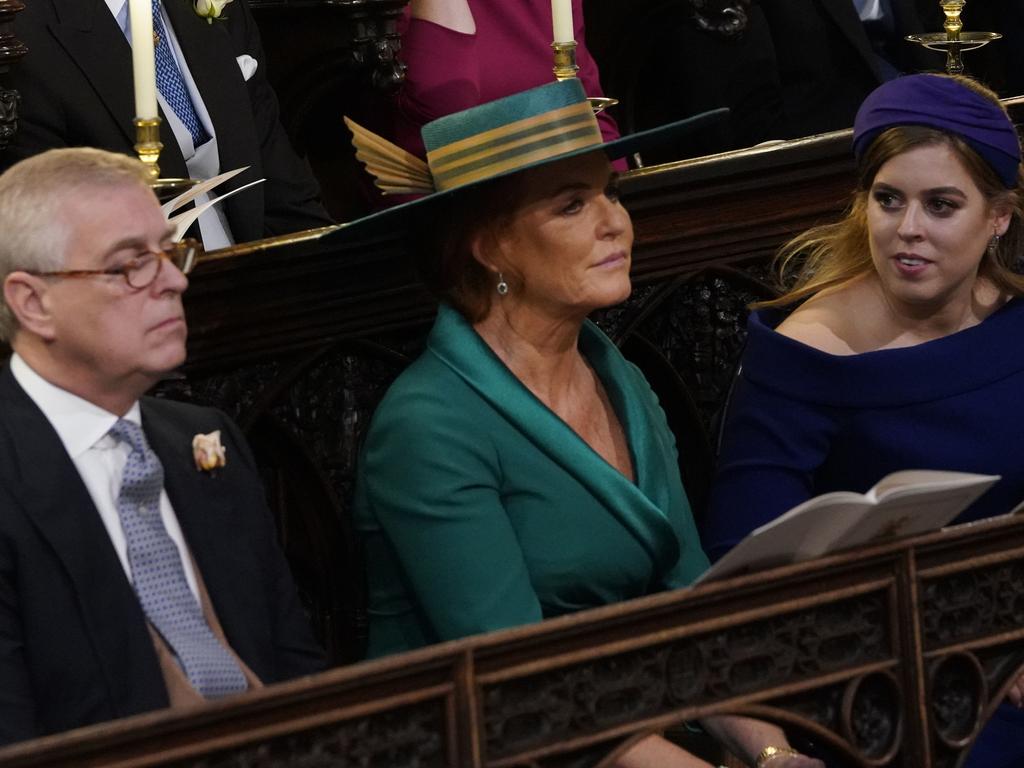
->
<box><xmin>852</xmin><ymin>74</ymin><xmax>1021</xmax><ymax>188</ymax></box>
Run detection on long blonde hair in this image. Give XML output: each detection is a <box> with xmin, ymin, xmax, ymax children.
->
<box><xmin>759</xmin><ymin>82</ymin><xmax>1024</xmax><ymax>309</ymax></box>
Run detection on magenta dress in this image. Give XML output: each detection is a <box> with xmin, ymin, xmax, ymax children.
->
<box><xmin>390</xmin><ymin>1</ymin><xmax>622</xmax><ymax>161</ymax></box>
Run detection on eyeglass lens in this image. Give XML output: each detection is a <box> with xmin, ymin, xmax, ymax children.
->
<box><xmin>125</xmin><ymin>256</ymin><xmax>162</xmax><ymax>289</ymax></box>
<box><xmin>125</xmin><ymin>243</ymin><xmax>195</xmax><ymax>288</ymax></box>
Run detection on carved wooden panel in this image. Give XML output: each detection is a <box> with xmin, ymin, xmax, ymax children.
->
<box><xmin>690</xmin><ymin>0</ymin><xmax>751</xmax><ymax>38</ymax></box>
<box><xmin>247</xmin><ymin>0</ymin><xmax>408</xmax><ymax>219</ymax></box>
<box><xmin>180</xmin><ymin>698</ymin><xmax>451</xmax><ymax>768</ymax></box>
<box><xmin>0</xmin><ymin>0</ymin><xmax>26</xmax><ymax>151</ymax></box>
<box><xmin>4</xmin><ymin>517</ymin><xmax>1024</xmax><ymax>767</ymax></box>
<box><xmin>479</xmin><ymin>589</ymin><xmax>892</xmax><ymax>763</ymax></box>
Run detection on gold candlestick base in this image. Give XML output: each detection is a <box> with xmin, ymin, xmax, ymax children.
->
<box><xmin>905</xmin><ymin>0</ymin><xmax>1000</xmax><ymax>75</ymax></box>
<box><xmin>551</xmin><ymin>41</ymin><xmax>619</xmax><ymax>115</ymax></box>
<box><xmin>905</xmin><ymin>31</ymin><xmax>1001</xmax><ymax>74</ymax></box>
<box><xmin>551</xmin><ymin>40</ymin><xmax>579</xmax><ymax>81</ymax></box>
<box><xmin>588</xmin><ymin>96</ymin><xmax>619</xmax><ymax>115</ymax></box>
<box><xmin>134</xmin><ymin>116</ymin><xmax>163</xmax><ymax>181</ymax></box>
<box><xmin>133</xmin><ymin>116</ymin><xmax>198</xmax><ymax>199</ymax></box>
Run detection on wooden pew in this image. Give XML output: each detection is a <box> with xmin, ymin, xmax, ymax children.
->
<box><xmin>1</xmin><ymin>514</ymin><xmax>1022</xmax><ymax>767</ymax></box>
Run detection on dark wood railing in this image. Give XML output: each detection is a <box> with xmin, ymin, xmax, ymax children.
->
<box><xmin>1</xmin><ymin>515</ymin><xmax>1022</xmax><ymax>767</ymax></box>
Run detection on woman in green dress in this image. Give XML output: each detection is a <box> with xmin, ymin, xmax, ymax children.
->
<box><xmin>350</xmin><ymin>80</ymin><xmax>819</xmax><ymax>768</ymax></box>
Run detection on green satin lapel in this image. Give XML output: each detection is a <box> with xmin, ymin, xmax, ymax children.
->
<box><xmin>426</xmin><ymin>304</ymin><xmax>681</xmax><ymax>579</ymax></box>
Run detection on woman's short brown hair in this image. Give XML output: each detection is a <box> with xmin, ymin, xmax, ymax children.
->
<box><xmin>416</xmin><ymin>172</ymin><xmax>526</xmax><ymax>323</ymax></box>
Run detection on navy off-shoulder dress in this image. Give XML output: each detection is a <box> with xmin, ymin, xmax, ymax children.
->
<box><xmin>705</xmin><ymin>296</ymin><xmax>1024</xmax><ymax>768</ymax></box>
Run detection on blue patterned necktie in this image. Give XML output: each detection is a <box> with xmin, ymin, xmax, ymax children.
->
<box><xmin>149</xmin><ymin>0</ymin><xmax>210</xmax><ymax>147</ymax></box>
<box><xmin>109</xmin><ymin>419</ymin><xmax>247</xmax><ymax>699</ymax></box>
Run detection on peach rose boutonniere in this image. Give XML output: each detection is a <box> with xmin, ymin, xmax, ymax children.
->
<box><xmin>194</xmin><ymin>0</ymin><xmax>232</xmax><ymax>23</ymax></box>
<box><xmin>193</xmin><ymin>431</ymin><xmax>227</xmax><ymax>472</ymax></box>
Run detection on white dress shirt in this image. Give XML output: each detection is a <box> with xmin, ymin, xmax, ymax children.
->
<box><xmin>107</xmin><ymin>0</ymin><xmax>234</xmax><ymax>249</ymax></box>
<box><xmin>10</xmin><ymin>353</ymin><xmax>200</xmax><ymax>600</ymax></box>
<box><xmin>853</xmin><ymin>0</ymin><xmax>884</xmax><ymax>22</ymax></box>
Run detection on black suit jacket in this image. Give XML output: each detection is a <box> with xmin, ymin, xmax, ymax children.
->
<box><xmin>3</xmin><ymin>0</ymin><xmax>332</xmax><ymax>241</ymax></box>
<box><xmin>0</xmin><ymin>366</ymin><xmax>325</xmax><ymax>745</ymax></box>
<box><xmin>759</xmin><ymin>0</ymin><xmax>932</xmax><ymax>137</ymax></box>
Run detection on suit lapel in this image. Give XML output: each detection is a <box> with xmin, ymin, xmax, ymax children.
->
<box><xmin>0</xmin><ymin>368</ymin><xmax>167</xmax><ymax>715</ymax></box>
<box><xmin>46</xmin><ymin>0</ymin><xmax>188</xmax><ymax>173</ymax></box>
<box><xmin>45</xmin><ymin>0</ymin><xmax>135</xmax><ymax>147</ymax></box>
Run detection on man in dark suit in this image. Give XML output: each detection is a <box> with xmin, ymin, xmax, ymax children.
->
<box><xmin>3</xmin><ymin>0</ymin><xmax>333</xmax><ymax>245</ymax></box>
<box><xmin>0</xmin><ymin>147</ymin><xmax>325</xmax><ymax>745</ymax></box>
<box><xmin>759</xmin><ymin>0</ymin><xmax>931</xmax><ymax>137</ymax></box>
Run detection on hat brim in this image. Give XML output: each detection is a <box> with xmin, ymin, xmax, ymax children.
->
<box><xmin>323</xmin><ymin>107</ymin><xmax>730</xmax><ymax>245</ymax></box>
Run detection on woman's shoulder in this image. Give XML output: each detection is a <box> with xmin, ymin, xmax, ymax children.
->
<box><xmin>370</xmin><ymin>307</ymin><xmax>508</xmax><ymax>433</ymax></box>
<box><xmin>772</xmin><ymin>282</ymin><xmax>868</xmax><ymax>355</ymax></box>
<box><xmin>373</xmin><ymin>349</ymin><xmax>471</xmax><ymax>422</ymax></box>
<box><xmin>741</xmin><ymin>288</ymin><xmax>1024</xmax><ymax>409</ymax></box>
<box><xmin>773</xmin><ymin>279</ymin><xmax>1024</xmax><ymax>355</ymax></box>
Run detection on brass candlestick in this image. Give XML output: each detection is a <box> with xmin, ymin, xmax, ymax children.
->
<box><xmin>133</xmin><ymin>116</ymin><xmax>197</xmax><ymax>198</ymax></box>
<box><xmin>134</xmin><ymin>116</ymin><xmax>163</xmax><ymax>181</ymax></box>
<box><xmin>551</xmin><ymin>40</ymin><xmax>619</xmax><ymax>115</ymax></box>
<box><xmin>551</xmin><ymin>40</ymin><xmax>579</xmax><ymax>81</ymax></box>
<box><xmin>906</xmin><ymin>0</ymin><xmax>1000</xmax><ymax>75</ymax></box>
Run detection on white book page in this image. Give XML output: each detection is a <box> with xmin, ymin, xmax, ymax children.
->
<box><xmin>835</xmin><ymin>474</ymin><xmax>998</xmax><ymax>549</ymax></box>
<box><xmin>168</xmin><ymin>179</ymin><xmax>265</xmax><ymax>242</ymax></box>
<box><xmin>871</xmin><ymin>469</ymin><xmax>998</xmax><ymax>501</ymax></box>
<box><xmin>697</xmin><ymin>494</ymin><xmax>871</xmax><ymax>583</ymax></box>
<box><xmin>161</xmin><ymin>166</ymin><xmax>250</xmax><ymax>216</ymax></box>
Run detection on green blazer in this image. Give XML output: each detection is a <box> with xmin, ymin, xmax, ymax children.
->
<box><xmin>354</xmin><ymin>304</ymin><xmax>709</xmax><ymax>658</ymax></box>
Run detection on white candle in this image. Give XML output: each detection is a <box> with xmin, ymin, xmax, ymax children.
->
<box><xmin>128</xmin><ymin>0</ymin><xmax>158</xmax><ymax>119</ymax></box>
<box><xmin>551</xmin><ymin>0</ymin><xmax>574</xmax><ymax>43</ymax></box>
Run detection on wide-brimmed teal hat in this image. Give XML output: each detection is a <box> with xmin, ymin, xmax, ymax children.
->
<box><xmin>333</xmin><ymin>78</ymin><xmax>727</xmax><ymax>235</ymax></box>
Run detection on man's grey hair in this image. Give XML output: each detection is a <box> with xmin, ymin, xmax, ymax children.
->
<box><xmin>0</xmin><ymin>148</ymin><xmax>153</xmax><ymax>342</ymax></box>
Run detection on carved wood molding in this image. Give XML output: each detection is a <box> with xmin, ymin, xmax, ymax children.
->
<box><xmin>0</xmin><ymin>0</ymin><xmax>26</xmax><ymax>152</ymax></box>
<box><xmin>689</xmin><ymin>0</ymin><xmax>750</xmax><ymax>38</ymax></box>
<box><xmin>249</xmin><ymin>0</ymin><xmax>408</xmax><ymax>92</ymax></box>
<box><xmin>1</xmin><ymin>516</ymin><xmax>1023</xmax><ymax>767</ymax></box>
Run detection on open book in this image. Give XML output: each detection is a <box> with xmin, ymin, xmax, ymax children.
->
<box><xmin>698</xmin><ymin>470</ymin><xmax>1000</xmax><ymax>583</ymax></box>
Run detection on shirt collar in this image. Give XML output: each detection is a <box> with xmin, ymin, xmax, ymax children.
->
<box><xmin>105</xmin><ymin>0</ymin><xmax>129</xmax><ymax>35</ymax></box>
<box><xmin>9</xmin><ymin>353</ymin><xmax>142</xmax><ymax>460</ymax></box>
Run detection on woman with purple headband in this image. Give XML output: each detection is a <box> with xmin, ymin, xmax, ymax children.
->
<box><xmin>704</xmin><ymin>74</ymin><xmax>1024</xmax><ymax>766</ymax></box>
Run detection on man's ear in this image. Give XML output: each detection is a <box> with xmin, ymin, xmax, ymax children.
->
<box><xmin>4</xmin><ymin>272</ymin><xmax>57</xmax><ymax>341</ymax></box>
